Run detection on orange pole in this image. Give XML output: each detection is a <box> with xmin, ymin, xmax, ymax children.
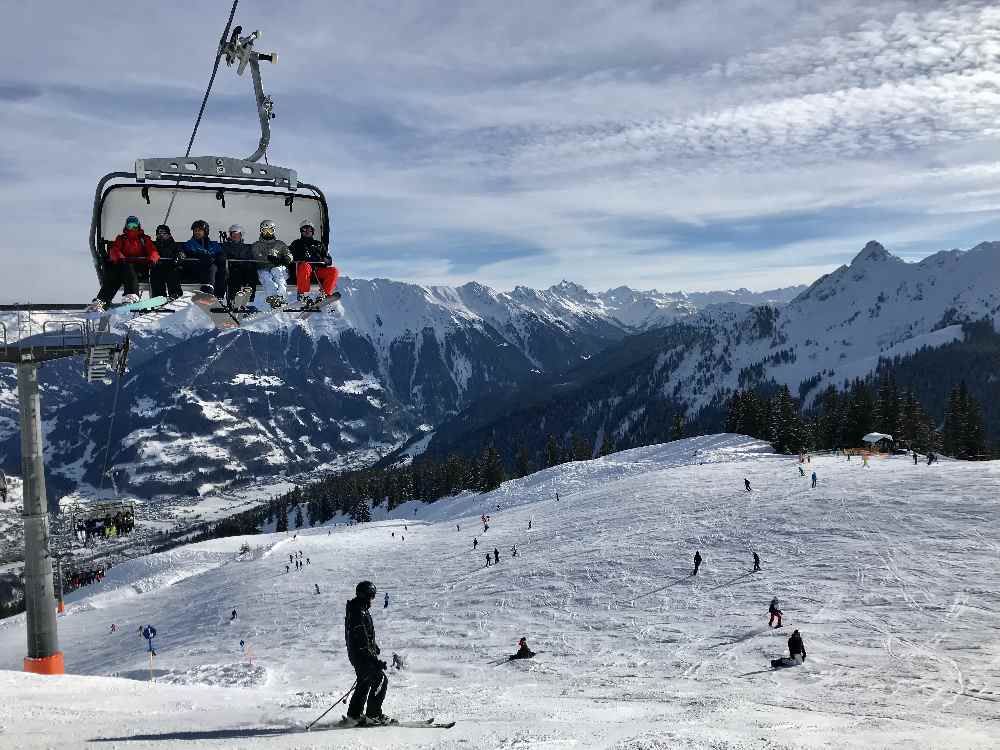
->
<box><xmin>24</xmin><ymin>652</ymin><xmax>64</xmax><ymax>675</ymax></box>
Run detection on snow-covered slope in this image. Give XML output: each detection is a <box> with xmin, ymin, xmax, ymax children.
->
<box><xmin>0</xmin><ymin>435</ymin><xmax>996</xmax><ymax>748</ymax></box>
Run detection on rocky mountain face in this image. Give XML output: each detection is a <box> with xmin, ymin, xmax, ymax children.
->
<box><xmin>0</xmin><ymin>279</ymin><xmax>802</xmax><ymax>505</ymax></box>
<box><xmin>415</xmin><ymin>242</ymin><xmax>1000</xmax><ymax>465</ymax></box>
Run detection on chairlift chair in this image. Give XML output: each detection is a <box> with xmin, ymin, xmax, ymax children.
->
<box><xmin>87</xmin><ymin>23</ymin><xmax>331</xmax><ymax>298</ymax></box>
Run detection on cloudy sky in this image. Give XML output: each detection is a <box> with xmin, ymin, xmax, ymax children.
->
<box><xmin>4</xmin><ymin>0</ymin><xmax>1000</xmax><ymax>302</ymax></box>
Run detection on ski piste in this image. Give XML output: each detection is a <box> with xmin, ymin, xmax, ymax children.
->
<box><xmin>310</xmin><ymin>717</ymin><xmax>454</xmax><ymax>731</ymax></box>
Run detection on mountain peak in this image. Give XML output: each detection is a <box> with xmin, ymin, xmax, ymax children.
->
<box><xmin>850</xmin><ymin>241</ymin><xmax>898</xmax><ymax>266</ymax></box>
<box><xmin>549</xmin><ymin>280</ymin><xmax>595</xmax><ymax>300</ymax></box>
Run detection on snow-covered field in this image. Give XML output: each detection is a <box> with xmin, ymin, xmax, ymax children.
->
<box><xmin>0</xmin><ymin>434</ymin><xmax>997</xmax><ymax>749</ymax></box>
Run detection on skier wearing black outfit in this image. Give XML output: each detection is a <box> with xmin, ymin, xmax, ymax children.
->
<box><xmin>753</xmin><ymin>551</ymin><xmax>761</xmax><ymax>572</ymax></box>
<box><xmin>150</xmin><ymin>225</ymin><xmax>183</xmax><ymax>299</ymax></box>
<box><xmin>744</xmin><ymin>478</ymin><xmax>752</xmax><ymax>492</ymax></box>
<box><xmin>344</xmin><ymin>580</ymin><xmax>391</xmax><ymax>727</ymax></box>
<box><xmin>692</xmin><ymin>550</ymin><xmax>702</xmax><ymax>576</ymax></box>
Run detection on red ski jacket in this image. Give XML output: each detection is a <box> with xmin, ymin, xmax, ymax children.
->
<box><xmin>109</xmin><ymin>228</ymin><xmax>159</xmax><ymax>264</ymax></box>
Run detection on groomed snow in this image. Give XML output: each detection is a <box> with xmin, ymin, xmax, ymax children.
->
<box><xmin>0</xmin><ymin>434</ymin><xmax>997</xmax><ymax>748</ymax></box>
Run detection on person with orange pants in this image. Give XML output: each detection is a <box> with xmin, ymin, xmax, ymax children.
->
<box><xmin>289</xmin><ymin>218</ymin><xmax>339</xmax><ymax>305</ymax></box>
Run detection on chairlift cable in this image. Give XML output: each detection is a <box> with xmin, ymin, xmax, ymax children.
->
<box><xmin>163</xmin><ymin>0</ymin><xmax>240</xmax><ymax>225</ymax></box>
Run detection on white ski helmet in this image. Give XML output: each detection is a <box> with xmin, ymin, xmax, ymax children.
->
<box><xmin>299</xmin><ymin>218</ymin><xmax>316</xmax><ymax>231</ymax></box>
<box><xmin>259</xmin><ymin>219</ymin><xmax>277</xmax><ymax>238</ymax></box>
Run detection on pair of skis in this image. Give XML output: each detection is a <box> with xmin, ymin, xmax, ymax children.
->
<box><xmin>192</xmin><ymin>290</ymin><xmax>342</xmax><ymax>330</ymax></box>
<box><xmin>310</xmin><ymin>717</ymin><xmax>455</xmax><ymax>731</ymax></box>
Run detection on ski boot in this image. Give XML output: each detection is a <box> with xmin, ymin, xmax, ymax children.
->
<box><xmin>265</xmin><ymin>295</ymin><xmax>286</xmax><ymax>310</ymax></box>
<box><xmin>366</xmin><ymin>714</ymin><xmax>396</xmax><ymax>726</ymax></box>
<box><xmin>340</xmin><ymin>714</ymin><xmax>368</xmax><ymax>728</ymax></box>
<box><xmin>122</xmin><ymin>293</ymin><xmax>140</xmax><ymax>304</ymax></box>
<box><xmin>86</xmin><ymin>299</ymin><xmax>107</xmax><ymax>313</ymax></box>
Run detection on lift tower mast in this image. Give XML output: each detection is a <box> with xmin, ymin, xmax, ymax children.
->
<box><xmin>0</xmin><ymin>306</ymin><xmax>126</xmax><ymax>674</ymax></box>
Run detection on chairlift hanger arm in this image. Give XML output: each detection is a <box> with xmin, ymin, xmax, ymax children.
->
<box><xmin>222</xmin><ymin>25</ymin><xmax>278</xmax><ymax>163</ymax></box>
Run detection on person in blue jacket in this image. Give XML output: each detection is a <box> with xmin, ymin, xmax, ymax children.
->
<box><xmin>184</xmin><ymin>219</ymin><xmax>227</xmax><ymax>299</ymax></box>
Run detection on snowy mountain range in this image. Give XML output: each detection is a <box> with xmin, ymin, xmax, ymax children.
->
<box><xmin>416</xmin><ymin>241</ymin><xmax>1000</xmax><ymax>463</ymax></box>
<box><xmin>0</xmin><ymin>280</ymin><xmax>802</xmax><ymax>505</ymax></box>
<box><xmin>2</xmin><ymin>239</ymin><xmax>998</xmax><ymax>505</ymax></box>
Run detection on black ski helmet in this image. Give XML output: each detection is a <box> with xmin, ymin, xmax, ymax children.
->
<box><xmin>356</xmin><ymin>580</ymin><xmax>377</xmax><ymax>599</ymax></box>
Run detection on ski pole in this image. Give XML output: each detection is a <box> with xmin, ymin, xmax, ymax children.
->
<box><xmin>306</xmin><ymin>679</ymin><xmax>358</xmax><ymax>731</ymax></box>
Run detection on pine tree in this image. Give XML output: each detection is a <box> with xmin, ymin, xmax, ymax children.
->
<box><xmin>545</xmin><ymin>435</ymin><xmax>561</xmax><ymax>467</ymax></box>
<box><xmin>571</xmin><ymin>433</ymin><xmax>591</xmax><ymax>461</ymax></box>
<box><xmin>294</xmin><ymin>505</ymin><xmax>304</xmax><ymax>529</ymax></box>
<box><xmin>768</xmin><ymin>385</ymin><xmax>803</xmax><ymax>454</ymax></box>
<box><xmin>670</xmin><ymin>413</ymin><xmax>684</xmax><ymax>441</ymax></box>
<box><xmin>479</xmin><ymin>444</ymin><xmax>505</xmax><ymax>491</ymax></box>
<box><xmin>599</xmin><ymin>432</ymin><xmax>616</xmax><ymax>456</ymax></box>
<box><xmin>276</xmin><ymin>503</ymin><xmax>288</xmax><ymax>533</ymax></box>
<box><xmin>514</xmin><ymin>445</ymin><xmax>532</xmax><ymax>477</ymax></box>
<box><xmin>943</xmin><ymin>383</ymin><xmax>966</xmax><ymax>457</ymax></box>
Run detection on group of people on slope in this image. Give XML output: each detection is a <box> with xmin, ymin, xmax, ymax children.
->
<box><xmin>89</xmin><ymin>216</ymin><xmax>339</xmax><ymax>312</ymax></box>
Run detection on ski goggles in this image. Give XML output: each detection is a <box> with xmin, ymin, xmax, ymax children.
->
<box><xmin>125</xmin><ymin>220</ymin><xmax>140</xmax><ymax>229</ymax></box>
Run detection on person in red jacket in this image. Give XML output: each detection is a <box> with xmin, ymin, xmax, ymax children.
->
<box><xmin>89</xmin><ymin>215</ymin><xmax>160</xmax><ymax>310</ymax></box>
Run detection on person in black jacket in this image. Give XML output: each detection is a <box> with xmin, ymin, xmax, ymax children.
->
<box><xmin>221</xmin><ymin>225</ymin><xmax>258</xmax><ymax>309</ymax></box>
<box><xmin>149</xmin><ymin>225</ymin><xmax>183</xmax><ymax>299</ymax></box>
<box><xmin>787</xmin><ymin>629</ymin><xmax>806</xmax><ymax>662</ymax></box>
<box><xmin>508</xmin><ymin>637</ymin><xmax>535</xmax><ymax>661</ymax></box>
<box><xmin>289</xmin><ymin>218</ymin><xmax>340</xmax><ymax>304</ymax></box>
<box><xmin>692</xmin><ymin>550</ymin><xmax>702</xmax><ymax>576</ymax></box>
<box><xmin>344</xmin><ymin>580</ymin><xmax>391</xmax><ymax>726</ymax></box>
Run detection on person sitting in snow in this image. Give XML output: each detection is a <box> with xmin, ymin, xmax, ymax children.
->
<box><xmin>508</xmin><ymin>637</ymin><xmax>535</xmax><ymax>661</ymax></box>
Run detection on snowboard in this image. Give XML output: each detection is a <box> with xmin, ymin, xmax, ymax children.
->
<box><xmin>770</xmin><ymin>657</ymin><xmax>803</xmax><ymax>669</ymax></box>
<box><xmin>191</xmin><ymin>291</ymin><xmax>239</xmax><ymax>330</ymax></box>
<box><xmin>88</xmin><ymin>295</ymin><xmax>170</xmax><ymax>326</ymax></box>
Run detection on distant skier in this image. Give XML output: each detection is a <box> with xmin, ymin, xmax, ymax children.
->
<box><xmin>289</xmin><ymin>554</ymin><xmax>293</xmax><ymax>563</ymax></box>
<box><xmin>508</xmin><ymin>637</ymin><xmax>535</xmax><ymax>661</ymax></box>
<box><xmin>391</xmin><ymin>652</ymin><xmax>404</xmax><ymax>670</ymax></box>
<box><xmin>555</xmin><ymin>491</ymin><xmax>560</xmax><ymax>502</ymax></box>
<box><xmin>528</xmin><ymin>519</ymin><xmax>532</xmax><ymax>530</ymax></box>
<box><xmin>384</xmin><ymin>592</ymin><xmax>389</xmax><ymax>609</ymax></box>
<box><xmin>306</xmin><ymin>558</ymin><xmax>310</xmax><ymax>565</ymax></box>
<box><xmin>692</xmin><ymin>550</ymin><xmax>702</xmax><ymax>576</ymax></box>
<box><xmin>343</xmin><ymin>580</ymin><xmax>391</xmax><ymax>727</ymax></box>
<box><xmin>494</xmin><ymin>548</ymin><xmax>500</xmax><ymax>565</ymax></box>
<box><xmin>285</xmin><ymin>564</ymin><xmax>290</xmax><ymax>573</ymax></box>
<box><xmin>141</xmin><ymin>624</ymin><xmax>157</xmax><ymax>656</ymax></box>
<box><xmin>240</xmin><ymin>639</ymin><xmax>245</xmax><ymax>651</ymax></box>
<box><xmin>230</xmin><ymin>608</ymin><xmax>237</xmax><ymax>621</ymax></box>
<box><xmin>798</xmin><ymin>466</ymin><xmax>805</xmax><ymax>477</ymax></box>
<box><xmin>913</xmin><ymin>451</ymin><xmax>919</xmax><ymax>465</ymax></box>
<box><xmin>457</xmin><ymin>524</ymin><xmax>460</xmax><ymax>531</ymax></box>
<box><xmin>484</xmin><ymin>523</ymin><xmax>489</xmax><ymax>533</ymax></box>
<box><xmin>768</xmin><ymin>597</ymin><xmax>783</xmax><ymax>628</ymax></box>
<box><xmin>109</xmin><ymin>623</ymin><xmax>117</xmax><ymax>633</ymax></box>
<box><xmin>752</xmin><ymin>551</ymin><xmax>761</xmax><ymax>572</ymax></box>
<box><xmin>744</xmin><ymin>478</ymin><xmax>752</xmax><ymax>492</ymax></box>
<box><xmin>485</xmin><ymin>554</ymin><xmax>492</xmax><ymax>567</ymax></box>
<box><xmin>315</xmin><ymin>583</ymin><xmax>321</xmax><ymax>595</ymax></box>
<box><xmin>511</xmin><ymin>545</ymin><xmax>518</xmax><ymax>558</ymax></box>
<box><xmin>473</xmin><ymin>537</ymin><xmax>478</xmax><ymax>550</ymax></box>
<box><xmin>811</xmin><ymin>471</ymin><xmax>817</xmax><ymax>488</ymax></box>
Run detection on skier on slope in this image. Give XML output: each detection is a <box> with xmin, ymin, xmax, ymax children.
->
<box><xmin>692</xmin><ymin>550</ymin><xmax>703</xmax><ymax>576</ymax></box>
<box><xmin>811</xmin><ymin>471</ymin><xmax>817</xmax><ymax>488</ymax></box>
<box><xmin>473</xmin><ymin>537</ymin><xmax>478</xmax><ymax>550</ymax></box>
<box><xmin>494</xmin><ymin>548</ymin><xmax>500</xmax><ymax>565</ymax></box>
<box><xmin>253</xmin><ymin>219</ymin><xmax>293</xmax><ymax>309</ymax></box>
<box><xmin>508</xmin><ymin>637</ymin><xmax>535</xmax><ymax>661</ymax></box>
<box><xmin>744</xmin><ymin>478</ymin><xmax>752</xmax><ymax>492</ymax></box>
<box><xmin>798</xmin><ymin>466</ymin><xmax>805</xmax><ymax>477</ymax></box>
<box><xmin>384</xmin><ymin>592</ymin><xmax>389</xmax><ymax>609</ymax></box>
<box><xmin>752</xmin><ymin>551</ymin><xmax>761</xmax><ymax>572</ymax></box>
<box><xmin>230</xmin><ymin>608</ymin><xmax>237</xmax><ymax>621</ymax></box>
<box><xmin>768</xmin><ymin>597</ymin><xmax>783</xmax><ymax>628</ymax></box>
<box><xmin>343</xmin><ymin>580</ymin><xmax>392</xmax><ymax>727</ymax></box>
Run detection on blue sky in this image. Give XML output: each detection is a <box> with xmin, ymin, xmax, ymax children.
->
<box><xmin>4</xmin><ymin>1</ymin><xmax>1000</xmax><ymax>301</ymax></box>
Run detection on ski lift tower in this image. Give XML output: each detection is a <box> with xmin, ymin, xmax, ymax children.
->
<box><xmin>0</xmin><ymin>306</ymin><xmax>128</xmax><ymax>675</ymax></box>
